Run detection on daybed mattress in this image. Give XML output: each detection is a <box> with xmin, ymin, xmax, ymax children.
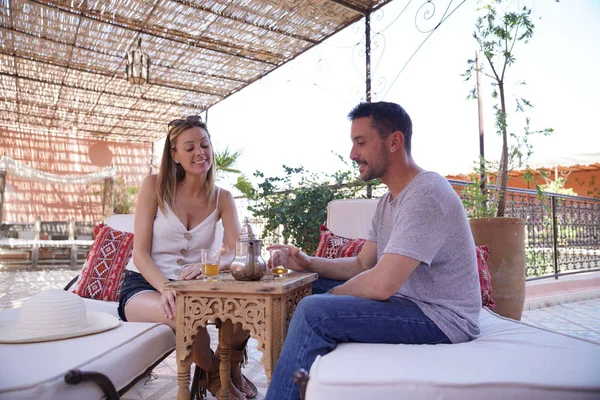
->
<box><xmin>0</xmin><ymin>304</ymin><xmax>175</xmax><ymax>399</ymax></box>
<box><xmin>306</xmin><ymin>307</ymin><xmax>600</xmax><ymax>400</ymax></box>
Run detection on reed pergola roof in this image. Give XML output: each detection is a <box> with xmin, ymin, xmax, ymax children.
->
<box><xmin>0</xmin><ymin>0</ymin><xmax>392</xmax><ymax>143</ymax></box>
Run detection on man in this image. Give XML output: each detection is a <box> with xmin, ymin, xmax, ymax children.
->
<box><xmin>264</xmin><ymin>101</ymin><xmax>481</xmax><ymax>400</ymax></box>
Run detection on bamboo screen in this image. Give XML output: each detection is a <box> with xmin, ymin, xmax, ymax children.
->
<box><xmin>0</xmin><ymin>0</ymin><xmax>391</xmax><ymax>143</ymax></box>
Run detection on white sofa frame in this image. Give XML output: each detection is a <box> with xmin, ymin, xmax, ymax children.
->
<box><xmin>293</xmin><ymin>199</ymin><xmax>600</xmax><ymax>400</ymax></box>
<box><xmin>0</xmin><ymin>214</ymin><xmax>176</xmax><ymax>400</ymax></box>
<box><xmin>62</xmin><ymin>214</ymin><xmax>174</xmax><ymax>399</ymax></box>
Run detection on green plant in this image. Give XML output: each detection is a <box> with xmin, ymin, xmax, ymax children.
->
<box><xmin>462</xmin><ymin>0</ymin><xmax>553</xmax><ymax>218</ymax></box>
<box><xmin>540</xmin><ymin>177</ymin><xmax>576</xmax><ymax>196</ymax></box>
<box><xmin>113</xmin><ymin>176</ymin><xmax>139</xmax><ymax>214</ymax></box>
<box><xmin>214</xmin><ymin>146</ymin><xmax>254</xmax><ymax>198</ymax></box>
<box><xmin>248</xmin><ymin>156</ymin><xmax>370</xmax><ymax>254</ymax></box>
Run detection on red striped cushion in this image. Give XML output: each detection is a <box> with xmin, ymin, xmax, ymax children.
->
<box><xmin>75</xmin><ymin>225</ymin><xmax>134</xmax><ymax>302</ymax></box>
<box><xmin>314</xmin><ymin>225</ymin><xmax>366</xmax><ymax>258</ymax></box>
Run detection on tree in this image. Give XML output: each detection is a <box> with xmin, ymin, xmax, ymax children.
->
<box><xmin>112</xmin><ymin>176</ymin><xmax>139</xmax><ymax>214</ymax></box>
<box><xmin>248</xmin><ymin>156</ymin><xmax>370</xmax><ymax>254</ymax></box>
<box><xmin>462</xmin><ymin>0</ymin><xmax>553</xmax><ymax>217</ymax></box>
<box><xmin>214</xmin><ymin>146</ymin><xmax>254</xmax><ymax>198</ymax></box>
<box><xmin>540</xmin><ymin>177</ymin><xmax>576</xmax><ymax>196</ymax></box>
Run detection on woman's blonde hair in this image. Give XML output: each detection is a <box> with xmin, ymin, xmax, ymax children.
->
<box><xmin>156</xmin><ymin>117</ymin><xmax>216</xmax><ymax>215</ymax></box>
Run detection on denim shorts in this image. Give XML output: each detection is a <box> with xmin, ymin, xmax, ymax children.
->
<box><xmin>117</xmin><ymin>270</ymin><xmax>159</xmax><ymax>321</ymax></box>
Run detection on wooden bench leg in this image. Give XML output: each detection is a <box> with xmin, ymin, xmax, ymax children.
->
<box><xmin>32</xmin><ymin>245</ymin><xmax>39</xmax><ymax>268</ymax></box>
<box><xmin>70</xmin><ymin>245</ymin><xmax>77</xmax><ymax>268</ymax></box>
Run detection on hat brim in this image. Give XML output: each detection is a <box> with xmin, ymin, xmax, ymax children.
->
<box><xmin>0</xmin><ymin>311</ymin><xmax>120</xmax><ymax>344</ymax></box>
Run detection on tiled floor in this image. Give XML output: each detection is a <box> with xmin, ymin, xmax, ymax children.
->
<box><xmin>1</xmin><ymin>266</ymin><xmax>599</xmax><ymax>399</ymax></box>
<box><xmin>521</xmin><ymin>298</ymin><xmax>600</xmax><ymax>343</ymax></box>
<box><xmin>119</xmin><ymin>327</ymin><xmax>269</xmax><ymax>400</ymax></box>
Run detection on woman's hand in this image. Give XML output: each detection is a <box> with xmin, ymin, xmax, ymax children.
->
<box><xmin>267</xmin><ymin>244</ymin><xmax>311</xmax><ymax>272</ymax></box>
<box><xmin>180</xmin><ymin>263</ymin><xmax>204</xmax><ymax>280</ymax></box>
<box><xmin>160</xmin><ymin>289</ymin><xmax>177</xmax><ymax>320</ymax></box>
<box><xmin>219</xmin><ymin>261</ymin><xmax>231</xmax><ymax>272</ymax></box>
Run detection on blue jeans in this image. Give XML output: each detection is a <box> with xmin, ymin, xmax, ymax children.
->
<box><xmin>265</xmin><ymin>277</ymin><xmax>451</xmax><ymax>400</ymax></box>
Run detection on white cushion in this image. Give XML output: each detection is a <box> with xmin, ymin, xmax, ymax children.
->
<box><xmin>327</xmin><ymin>198</ymin><xmax>378</xmax><ymax>239</ymax></box>
<box><xmin>0</xmin><ymin>306</ymin><xmax>175</xmax><ymax>399</ymax></box>
<box><xmin>82</xmin><ymin>298</ymin><xmax>119</xmax><ymax>318</ymax></box>
<box><xmin>306</xmin><ymin>308</ymin><xmax>600</xmax><ymax>400</ymax></box>
<box><xmin>104</xmin><ymin>214</ymin><xmax>135</xmax><ymax>233</ymax></box>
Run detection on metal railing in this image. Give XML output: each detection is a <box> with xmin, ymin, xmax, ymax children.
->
<box><xmin>448</xmin><ymin>180</ymin><xmax>600</xmax><ymax>280</ymax></box>
<box><xmin>236</xmin><ymin>180</ymin><xmax>600</xmax><ymax>281</ymax></box>
<box><xmin>0</xmin><ymin>219</ymin><xmax>96</xmax><ymax>268</ymax></box>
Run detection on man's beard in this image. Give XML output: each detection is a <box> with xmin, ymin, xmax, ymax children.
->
<box><xmin>360</xmin><ymin>143</ymin><xmax>389</xmax><ymax>182</ymax></box>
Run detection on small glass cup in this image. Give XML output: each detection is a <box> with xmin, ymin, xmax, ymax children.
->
<box><xmin>201</xmin><ymin>249</ymin><xmax>221</xmax><ymax>282</ymax></box>
<box><xmin>270</xmin><ymin>247</ymin><xmax>289</xmax><ymax>278</ymax></box>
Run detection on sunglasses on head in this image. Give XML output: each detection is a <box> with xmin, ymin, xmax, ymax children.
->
<box><xmin>168</xmin><ymin>115</ymin><xmax>203</xmax><ymax>127</ymax></box>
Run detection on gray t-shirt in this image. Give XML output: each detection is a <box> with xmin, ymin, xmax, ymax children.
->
<box><xmin>367</xmin><ymin>171</ymin><xmax>481</xmax><ymax>343</ymax></box>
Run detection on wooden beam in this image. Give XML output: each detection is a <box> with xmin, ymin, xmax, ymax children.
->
<box><xmin>0</xmin><ymin>46</ymin><xmax>238</xmax><ymax>97</ymax></box>
<box><xmin>0</xmin><ymin>71</ymin><xmax>216</xmax><ymax>114</ymax></box>
<box><xmin>26</xmin><ymin>0</ymin><xmax>283</xmax><ymax>65</ymax></box>
<box><xmin>171</xmin><ymin>0</ymin><xmax>318</xmax><ymax>44</ymax></box>
<box><xmin>327</xmin><ymin>0</ymin><xmax>368</xmax><ymax>14</ymax></box>
<box><xmin>0</xmin><ymin>170</ymin><xmax>6</xmax><ymax>224</ymax></box>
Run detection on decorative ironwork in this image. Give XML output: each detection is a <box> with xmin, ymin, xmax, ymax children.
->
<box><xmin>415</xmin><ymin>0</ymin><xmax>465</xmax><ymax>33</ymax></box>
<box><xmin>415</xmin><ymin>0</ymin><xmax>438</xmax><ymax>33</ymax></box>
<box><xmin>449</xmin><ymin>181</ymin><xmax>600</xmax><ymax>279</ymax></box>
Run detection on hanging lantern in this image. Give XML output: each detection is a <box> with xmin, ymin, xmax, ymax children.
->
<box><xmin>125</xmin><ymin>38</ymin><xmax>150</xmax><ymax>85</ymax></box>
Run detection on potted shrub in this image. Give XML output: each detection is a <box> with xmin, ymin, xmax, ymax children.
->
<box><xmin>248</xmin><ymin>157</ymin><xmax>368</xmax><ymax>255</ymax></box>
<box><xmin>462</xmin><ymin>0</ymin><xmax>553</xmax><ymax>320</ymax></box>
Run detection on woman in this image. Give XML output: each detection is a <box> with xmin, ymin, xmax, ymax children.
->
<box><xmin>117</xmin><ymin>115</ymin><xmax>257</xmax><ymax>400</ymax></box>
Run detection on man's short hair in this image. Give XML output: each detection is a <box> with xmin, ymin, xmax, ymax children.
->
<box><xmin>348</xmin><ymin>101</ymin><xmax>413</xmax><ymax>154</ymax></box>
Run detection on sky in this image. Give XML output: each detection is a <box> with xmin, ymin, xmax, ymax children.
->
<box><xmin>181</xmin><ymin>0</ymin><xmax>600</xmax><ymax>193</ymax></box>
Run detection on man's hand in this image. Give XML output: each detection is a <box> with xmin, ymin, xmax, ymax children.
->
<box><xmin>160</xmin><ymin>289</ymin><xmax>177</xmax><ymax>319</ymax></box>
<box><xmin>267</xmin><ymin>244</ymin><xmax>311</xmax><ymax>272</ymax></box>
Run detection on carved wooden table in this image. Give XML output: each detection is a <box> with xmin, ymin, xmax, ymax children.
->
<box><xmin>164</xmin><ymin>271</ymin><xmax>318</xmax><ymax>400</ymax></box>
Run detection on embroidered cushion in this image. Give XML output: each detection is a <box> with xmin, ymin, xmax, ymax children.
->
<box><xmin>314</xmin><ymin>225</ymin><xmax>366</xmax><ymax>258</ymax></box>
<box><xmin>75</xmin><ymin>224</ymin><xmax>134</xmax><ymax>302</ymax></box>
<box><xmin>476</xmin><ymin>245</ymin><xmax>495</xmax><ymax>310</ymax></box>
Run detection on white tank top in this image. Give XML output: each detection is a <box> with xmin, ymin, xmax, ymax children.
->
<box><xmin>126</xmin><ymin>188</ymin><xmax>221</xmax><ymax>280</ymax></box>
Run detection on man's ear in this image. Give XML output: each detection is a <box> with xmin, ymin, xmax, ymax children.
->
<box><xmin>391</xmin><ymin>130</ymin><xmax>404</xmax><ymax>151</ymax></box>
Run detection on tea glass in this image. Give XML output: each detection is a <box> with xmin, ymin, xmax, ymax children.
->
<box><xmin>270</xmin><ymin>247</ymin><xmax>289</xmax><ymax>278</ymax></box>
<box><xmin>201</xmin><ymin>249</ymin><xmax>221</xmax><ymax>282</ymax></box>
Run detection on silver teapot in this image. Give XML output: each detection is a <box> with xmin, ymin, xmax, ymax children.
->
<box><xmin>230</xmin><ymin>218</ymin><xmax>267</xmax><ymax>281</ymax></box>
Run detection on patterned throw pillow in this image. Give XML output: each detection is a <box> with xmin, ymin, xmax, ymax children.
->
<box><xmin>476</xmin><ymin>245</ymin><xmax>495</xmax><ymax>310</ymax></box>
<box><xmin>314</xmin><ymin>225</ymin><xmax>367</xmax><ymax>258</ymax></box>
<box><xmin>314</xmin><ymin>225</ymin><xmax>495</xmax><ymax>309</ymax></box>
<box><xmin>75</xmin><ymin>224</ymin><xmax>134</xmax><ymax>302</ymax></box>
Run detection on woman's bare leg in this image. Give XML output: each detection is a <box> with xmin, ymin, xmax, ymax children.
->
<box><xmin>125</xmin><ymin>292</ymin><xmax>247</xmax><ymax>399</ymax></box>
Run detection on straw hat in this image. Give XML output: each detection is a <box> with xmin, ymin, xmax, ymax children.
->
<box><xmin>0</xmin><ymin>289</ymin><xmax>119</xmax><ymax>343</ymax></box>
